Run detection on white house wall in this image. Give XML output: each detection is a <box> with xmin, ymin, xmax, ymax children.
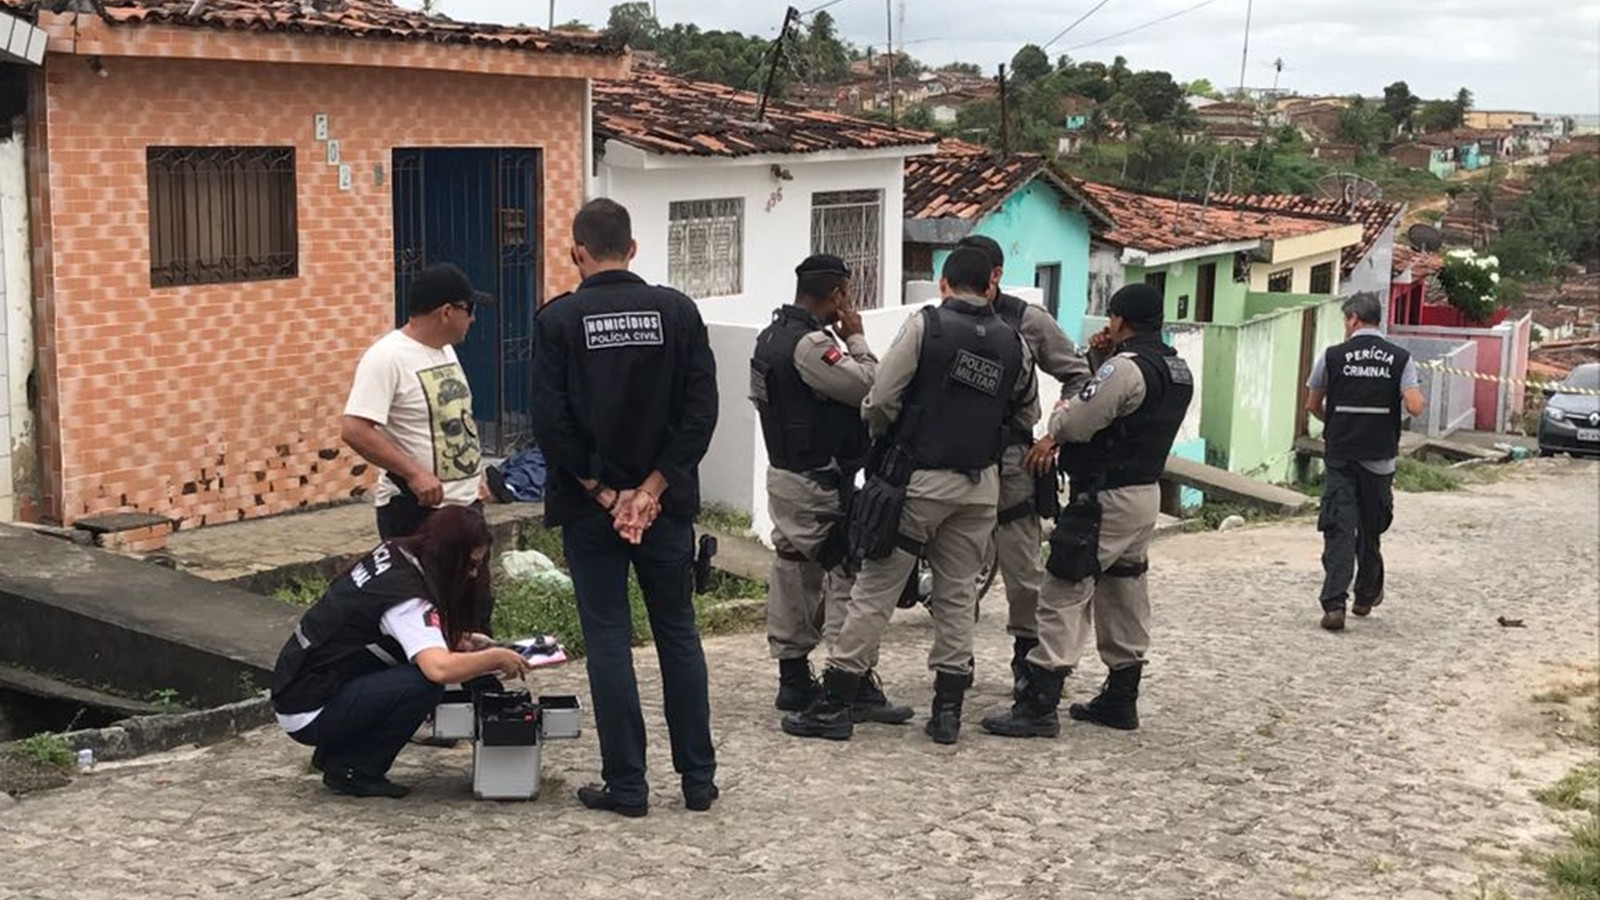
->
<box><xmin>597</xmin><ymin>154</ymin><xmax>908</xmax><ymax>319</ymax></box>
<box><xmin>0</xmin><ymin>129</ymin><xmax>31</xmax><ymax>523</ymax></box>
<box><xmin>1342</xmin><ymin>221</ymin><xmax>1397</xmax><ymax>322</ymax></box>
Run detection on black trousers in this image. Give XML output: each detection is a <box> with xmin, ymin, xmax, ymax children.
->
<box><xmin>288</xmin><ymin>665</ymin><xmax>442</xmax><ymax>778</ymax></box>
<box><xmin>376</xmin><ymin>489</ymin><xmax>495</xmax><ymax>635</ymax></box>
<box><xmin>562</xmin><ymin>512</ymin><xmax>716</xmax><ymax>805</ymax></box>
<box><xmin>1318</xmin><ymin>461</ymin><xmax>1394</xmax><ymax>612</ymax></box>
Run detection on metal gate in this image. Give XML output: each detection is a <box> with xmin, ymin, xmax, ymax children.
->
<box><xmin>393</xmin><ymin>148</ymin><xmax>542</xmax><ymax>456</ymax></box>
<box><xmin>811</xmin><ymin>189</ymin><xmax>883</xmax><ymax>309</ymax></box>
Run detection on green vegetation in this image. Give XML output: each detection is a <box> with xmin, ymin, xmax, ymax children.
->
<box><xmin>147</xmin><ymin>688</ymin><xmax>186</xmax><ymax>713</ymax></box>
<box><xmin>1491</xmin><ymin>156</ymin><xmax>1600</xmax><ymax>281</ymax></box>
<box><xmin>698</xmin><ymin>503</ymin><xmax>755</xmax><ymax>535</ymax></box>
<box><xmin>1393</xmin><ymin>458</ymin><xmax>1462</xmax><ymax>493</ymax></box>
<box><xmin>273</xmin><ymin>576</ymin><xmax>328</xmax><ymax>607</ymax></box>
<box><xmin>1541</xmin><ymin>811</ymin><xmax>1600</xmax><ymax>899</ymax></box>
<box><xmin>1536</xmin><ymin>762</ymin><xmax>1600</xmax><ymax>813</ymax></box>
<box><xmin>8</xmin><ymin>732</ymin><xmax>73</xmax><ymax>769</ymax></box>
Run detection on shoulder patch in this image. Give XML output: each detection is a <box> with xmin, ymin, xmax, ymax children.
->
<box><xmin>822</xmin><ymin>346</ymin><xmax>843</xmax><ymax>366</ymax></box>
<box><xmin>1095</xmin><ymin>362</ymin><xmax>1117</xmax><ymax>380</ymax></box>
<box><xmin>1078</xmin><ymin>380</ymin><xmax>1100</xmax><ymax>401</ymax></box>
<box><xmin>423</xmin><ymin>608</ymin><xmax>441</xmax><ymax>630</ymax></box>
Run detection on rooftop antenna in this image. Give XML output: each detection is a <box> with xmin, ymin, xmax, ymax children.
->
<box><xmin>756</xmin><ymin>6</ymin><xmax>800</xmax><ymax>122</ymax></box>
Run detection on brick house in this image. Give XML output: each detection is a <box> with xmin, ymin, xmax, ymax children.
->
<box><xmin>0</xmin><ymin>0</ymin><xmax>626</xmax><ymax>537</ymax></box>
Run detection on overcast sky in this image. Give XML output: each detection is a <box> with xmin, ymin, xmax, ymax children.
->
<box><xmin>438</xmin><ymin>0</ymin><xmax>1600</xmax><ymax>115</ymax></box>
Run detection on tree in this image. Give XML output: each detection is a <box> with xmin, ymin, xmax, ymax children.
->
<box><xmin>1337</xmin><ymin>97</ymin><xmax>1392</xmax><ymax>152</ymax></box>
<box><xmin>605</xmin><ymin>2</ymin><xmax>660</xmax><ymax>50</ymax></box>
<box><xmin>798</xmin><ymin>10</ymin><xmax>850</xmax><ymax>84</ymax></box>
<box><xmin>939</xmin><ymin>61</ymin><xmax>982</xmax><ymax>76</ymax></box>
<box><xmin>1453</xmin><ymin>87</ymin><xmax>1474</xmax><ymax>123</ymax></box>
<box><xmin>1184</xmin><ymin>78</ymin><xmax>1220</xmax><ymax>99</ymax></box>
<box><xmin>1116</xmin><ymin>70</ymin><xmax>1189</xmax><ymax>126</ymax></box>
<box><xmin>1010</xmin><ymin>44</ymin><xmax>1052</xmax><ymax>84</ymax></box>
<box><xmin>1381</xmin><ymin>81</ymin><xmax>1419</xmax><ymax>133</ymax></box>
<box><xmin>1415</xmin><ymin>99</ymin><xmax>1462</xmax><ymax>132</ymax></box>
<box><xmin>555</xmin><ymin>18</ymin><xmax>593</xmax><ymax>31</ymax></box>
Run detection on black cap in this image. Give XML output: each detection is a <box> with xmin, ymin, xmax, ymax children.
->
<box><xmin>1108</xmin><ymin>283</ymin><xmax>1164</xmax><ymax>326</ymax></box>
<box><xmin>795</xmin><ymin>254</ymin><xmax>850</xmax><ymax>278</ymax></box>
<box><xmin>406</xmin><ymin>263</ymin><xmax>494</xmax><ymax>316</ymax></box>
<box><xmin>957</xmin><ymin>234</ymin><xmax>1004</xmax><ymax>269</ymax></box>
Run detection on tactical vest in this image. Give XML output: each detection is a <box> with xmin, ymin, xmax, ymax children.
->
<box><xmin>993</xmin><ymin>292</ymin><xmax>1028</xmax><ymax>332</ymax></box>
<box><xmin>271</xmin><ymin>544</ymin><xmax>434</xmax><ymax>716</ymax></box>
<box><xmin>750</xmin><ymin>306</ymin><xmax>868</xmax><ymax>472</ymax></box>
<box><xmin>894</xmin><ymin>299</ymin><xmax>1024</xmax><ymax>471</ymax></box>
<box><xmin>1062</xmin><ymin>334</ymin><xmax>1194</xmax><ymax>491</ymax></box>
<box><xmin>1323</xmin><ymin>333</ymin><xmax>1410</xmax><ymax>461</ymax></box>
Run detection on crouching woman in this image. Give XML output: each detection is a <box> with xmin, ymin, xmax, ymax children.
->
<box><xmin>271</xmin><ymin>506</ymin><xmax>530</xmax><ymax>798</ymax></box>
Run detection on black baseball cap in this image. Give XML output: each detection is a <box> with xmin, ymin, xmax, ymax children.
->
<box><xmin>795</xmin><ymin>254</ymin><xmax>850</xmax><ymax>277</ymax></box>
<box><xmin>1108</xmin><ymin>283</ymin><xmax>1164</xmax><ymax>326</ymax></box>
<box><xmin>406</xmin><ymin>263</ymin><xmax>494</xmax><ymax>316</ymax></box>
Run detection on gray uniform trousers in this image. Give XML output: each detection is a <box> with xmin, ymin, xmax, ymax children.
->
<box><xmin>1028</xmin><ymin>484</ymin><xmax>1160</xmax><ymax>672</ymax></box>
<box><xmin>995</xmin><ymin>442</ymin><xmax>1044</xmax><ymax>638</ymax></box>
<box><xmin>830</xmin><ymin>471</ymin><xmax>997</xmax><ymax>677</ymax></box>
<box><xmin>765</xmin><ymin>467</ymin><xmax>861</xmax><ymax>663</ymax></box>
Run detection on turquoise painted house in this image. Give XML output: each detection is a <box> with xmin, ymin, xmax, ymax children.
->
<box><xmin>902</xmin><ymin>141</ymin><xmax>1112</xmax><ymax>342</ymax></box>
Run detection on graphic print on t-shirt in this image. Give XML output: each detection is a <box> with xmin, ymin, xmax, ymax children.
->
<box><xmin>416</xmin><ymin>363</ymin><xmax>481</xmax><ymax>482</ymax></box>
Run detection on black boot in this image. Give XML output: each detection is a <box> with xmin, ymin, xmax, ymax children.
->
<box><xmin>981</xmin><ymin>662</ymin><xmax>1065</xmax><ymax>738</ymax></box>
<box><xmin>923</xmin><ymin>670</ymin><xmax>968</xmax><ymax>745</ymax></box>
<box><xmin>781</xmin><ymin>668</ymin><xmax>859</xmax><ymax>740</ymax></box>
<box><xmin>1067</xmin><ymin>663</ymin><xmax>1142</xmax><ymax>731</ymax></box>
<box><xmin>852</xmin><ymin>669</ymin><xmax>915</xmax><ymax>724</ymax></box>
<box><xmin>774</xmin><ymin>657</ymin><xmax>820</xmax><ymax>712</ymax></box>
<box><xmin>1009</xmin><ymin>636</ymin><xmax>1039</xmax><ymax>697</ymax></box>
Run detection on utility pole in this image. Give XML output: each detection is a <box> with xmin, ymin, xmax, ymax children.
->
<box><xmin>1236</xmin><ymin>0</ymin><xmax>1253</xmax><ymax>97</ymax></box>
<box><xmin>885</xmin><ymin>0</ymin><xmax>897</xmax><ymax>125</ymax></box>
<box><xmin>547</xmin><ymin>0</ymin><xmax>554</xmax><ymax>30</ymax></box>
<box><xmin>998</xmin><ymin>63</ymin><xmax>1009</xmax><ymax>157</ymax></box>
<box><xmin>757</xmin><ymin>7</ymin><xmax>798</xmax><ymax>123</ymax></box>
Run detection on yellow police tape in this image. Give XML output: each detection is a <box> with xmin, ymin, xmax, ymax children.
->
<box><xmin>1415</xmin><ymin>359</ymin><xmax>1600</xmax><ymax>396</ymax></box>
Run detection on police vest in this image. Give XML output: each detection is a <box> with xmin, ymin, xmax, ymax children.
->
<box><xmin>1323</xmin><ymin>333</ymin><xmax>1410</xmax><ymax>461</ymax></box>
<box><xmin>750</xmin><ymin>306</ymin><xmax>868</xmax><ymax>472</ymax></box>
<box><xmin>992</xmin><ymin>292</ymin><xmax>1044</xmax><ymax>447</ymax></box>
<box><xmin>271</xmin><ymin>544</ymin><xmax>434</xmax><ymax>716</ymax></box>
<box><xmin>894</xmin><ymin>299</ymin><xmax>1024</xmax><ymax>471</ymax></box>
<box><xmin>1062</xmin><ymin>335</ymin><xmax>1194</xmax><ymax>491</ymax></box>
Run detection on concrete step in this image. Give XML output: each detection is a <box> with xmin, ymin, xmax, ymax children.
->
<box><xmin>0</xmin><ymin>525</ymin><xmax>299</xmax><ymax>708</ymax></box>
<box><xmin>1162</xmin><ymin>456</ymin><xmax>1315</xmax><ymax>516</ymax></box>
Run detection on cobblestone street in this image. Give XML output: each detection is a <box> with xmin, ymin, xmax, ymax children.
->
<box><xmin>2</xmin><ymin>461</ymin><xmax>1596</xmax><ymax>900</ymax></box>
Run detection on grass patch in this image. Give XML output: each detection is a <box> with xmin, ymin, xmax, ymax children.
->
<box><xmin>1194</xmin><ymin>501</ymin><xmax>1272</xmax><ymax>531</ymax></box>
<box><xmin>1538</xmin><ymin>762</ymin><xmax>1600</xmax><ymax>813</ymax></box>
<box><xmin>1537</xmin><ymin>681</ymin><xmax>1600</xmax><ymax>706</ymax></box>
<box><xmin>273</xmin><ymin>575</ymin><xmax>329</xmax><ymax>607</ymax></box>
<box><xmin>697</xmin><ymin>503</ymin><xmax>755</xmax><ymax>535</ymax></box>
<box><xmin>8</xmin><ymin>732</ymin><xmax>73</xmax><ymax>769</ymax></box>
<box><xmin>1394</xmin><ymin>457</ymin><xmax>1463</xmax><ymax>493</ymax></box>
<box><xmin>1541</xmin><ymin>811</ymin><xmax>1600</xmax><ymax>899</ymax></box>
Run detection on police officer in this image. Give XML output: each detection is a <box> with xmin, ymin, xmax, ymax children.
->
<box><xmin>750</xmin><ymin>254</ymin><xmax>913</xmax><ymax>726</ymax></box>
<box><xmin>982</xmin><ymin>283</ymin><xmax>1192</xmax><ymax>738</ymax></box>
<box><xmin>783</xmin><ymin>246</ymin><xmax>1035</xmax><ymax>745</ymax></box>
<box><xmin>1306</xmin><ymin>291</ymin><xmax>1426</xmax><ymax>632</ymax></box>
<box><xmin>530</xmin><ymin>198</ymin><xmax>720</xmax><ymax>817</ymax></box>
<box><xmin>956</xmin><ymin>235</ymin><xmax>1094</xmax><ymax>693</ymax></box>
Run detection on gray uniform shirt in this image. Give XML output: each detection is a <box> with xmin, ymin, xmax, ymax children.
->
<box><xmin>1049</xmin><ymin>353</ymin><xmax>1148</xmax><ymax>445</ymax></box>
<box><xmin>1009</xmin><ymin>301</ymin><xmax>1094</xmax><ymax>433</ymax></box>
<box><xmin>1306</xmin><ymin>327</ymin><xmax>1420</xmax><ymax>475</ymax></box>
<box><xmin>864</xmin><ymin>295</ymin><xmax>1039</xmax><ymax>503</ymax></box>
<box><xmin>793</xmin><ymin>330</ymin><xmax>876</xmax><ymax>408</ymax></box>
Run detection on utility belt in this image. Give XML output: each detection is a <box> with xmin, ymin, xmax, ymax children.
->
<box><xmin>773</xmin><ymin>464</ymin><xmax>855</xmax><ymax>573</ymax></box>
<box><xmin>1043</xmin><ymin>481</ymin><xmax>1151</xmax><ymax>583</ymax></box>
<box><xmin>999</xmin><ymin>470</ymin><xmax>1063</xmax><ymax>526</ymax></box>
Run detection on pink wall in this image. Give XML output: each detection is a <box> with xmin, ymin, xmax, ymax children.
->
<box><xmin>1393</xmin><ymin>315</ymin><xmax>1532</xmax><ymax>432</ymax></box>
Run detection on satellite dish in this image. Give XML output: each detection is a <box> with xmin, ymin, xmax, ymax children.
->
<box><xmin>1316</xmin><ymin>172</ymin><xmax>1383</xmax><ymax>205</ymax></box>
<box><xmin>1408</xmin><ymin>223</ymin><xmax>1444</xmax><ymax>252</ymax></box>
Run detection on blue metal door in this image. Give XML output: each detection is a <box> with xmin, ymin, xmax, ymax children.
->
<box><xmin>392</xmin><ymin>148</ymin><xmax>542</xmax><ymax>456</ymax></box>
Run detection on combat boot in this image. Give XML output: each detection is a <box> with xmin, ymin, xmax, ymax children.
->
<box><xmin>781</xmin><ymin>668</ymin><xmax>859</xmax><ymax>740</ymax></box>
<box><xmin>981</xmin><ymin>662</ymin><xmax>1065</xmax><ymax>738</ymax></box>
<box><xmin>1067</xmin><ymin>662</ymin><xmax>1142</xmax><ymax>731</ymax></box>
<box><xmin>923</xmin><ymin>670</ymin><xmax>968</xmax><ymax>745</ymax></box>
<box><xmin>774</xmin><ymin>657</ymin><xmax>820</xmax><ymax>712</ymax></box>
<box><xmin>852</xmin><ymin>669</ymin><xmax>914</xmax><ymax>724</ymax></box>
<box><xmin>1009</xmin><ymin>636</ymin><xmax>1039</xmax><ymax>697</ymax></box>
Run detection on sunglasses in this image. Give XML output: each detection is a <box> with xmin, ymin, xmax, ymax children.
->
<box><xmin>448</xmin><ymin>300</ymin><xmax>476</xmax><ymax>316</ymax></box>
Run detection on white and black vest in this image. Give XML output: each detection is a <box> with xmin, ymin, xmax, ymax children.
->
<box><xmin>1324</xmin><ymin>333</ymin><xmax>1410</xmax><ymax>462</ymax></box>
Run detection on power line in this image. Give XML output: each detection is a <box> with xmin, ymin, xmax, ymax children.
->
<box><xmin>1041</xmin><ymin>0</ymin><xmax>1115</xmax><ymax>51</ymax></box>
<box><xmin>1064</xmin><ymin>0</ymin><xmax>1223</xmax><ymax>52</ymax></box>
<box><xmin>800</xmin><ymin>0</ymin><xmax>850</xmax><ymax>16</ymax></box>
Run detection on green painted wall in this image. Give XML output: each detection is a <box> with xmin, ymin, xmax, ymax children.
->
<box><xmin>1127</xmin><ymin>253</ymin><xmax>1251</xmax><ymax>325</ymax></box>
<box><xmin>932</xmin><ymin>181</ymin><xmax>1093</xmax><ymax>339</ymax></box>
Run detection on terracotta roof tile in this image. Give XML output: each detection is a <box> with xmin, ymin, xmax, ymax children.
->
<box><xmin>7</xmin><ymin>0</ymin><xmax>621</xmax><ymax>56</ymax></box>
<box><xmin>904</xmin><ymin>142</ymin><xmax>1111</xmax><ymax>226</ymax></box>
<box><xmin>1210</xmin><ymin>193</ymin><xmax>1405</xmax><ymax>275</ymax></box>
<box><xmin>1079</xmin><ymin>182</ymin><xmax>1337</xmax><ymax>255</ymax></box>
<box><xmin>1391</xmin><ymin>245</ymin><xmax>1442</xmax><ymax>279</ymax></box>
<box><xmin>593</xmin><ymin>71</ymin><xmax>936</xmax><ymax>158</ymax></box>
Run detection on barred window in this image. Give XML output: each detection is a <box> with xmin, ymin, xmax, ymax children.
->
<box><xmin>667</xmin><ymin>198</ymin><xmax>743</xmax><ymax>298</ymax></box>
<box><xmin>811</xmin><ymin>190</ymin><xmax>883</xmax><ymax>309</ymax></box>
<box><xmin>146</xmin><ymin>146</ymin><xmax>298</xmax><ymax>287</ymax></box>
<box><xmin>1309</xmin><ymin>261</ymin><xmax>1335</xmax><ymax>294</ymax></box>
<box><xmin>1267</xmin><ymin>269</ymin><xmax>1294</xmax><ymax>293</ymax></box>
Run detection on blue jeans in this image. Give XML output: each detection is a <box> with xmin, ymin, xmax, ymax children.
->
<box><xmin>563</xmin><ymin>512</ymin><xmax>716</xmax><ymax>805</ymax></box>
<box><xmin>289</xmin><ymin>665</ymin><xmax>443</xmax><ymax>778</ymax></box>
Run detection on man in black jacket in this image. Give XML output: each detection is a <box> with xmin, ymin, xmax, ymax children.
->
<box><xmin>1306</xmin><ymin>292</ymin><xmax>1426</xmax><ymax>632</ymax></box>
<box><xmin>531</xmin><ymin>198</ymin><xmax>720</xmax><ymax>817</ymax></box>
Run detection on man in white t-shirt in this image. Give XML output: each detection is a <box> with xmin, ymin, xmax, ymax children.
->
<box><xmin>342</xmin><ymin>263</ymin><xmax>494</xmax><ymax>629</ymax></box>
<box><xmin>343</xmin><ymin>262</ymin><xmax>491</xmax><ymax>537</ymax></box>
